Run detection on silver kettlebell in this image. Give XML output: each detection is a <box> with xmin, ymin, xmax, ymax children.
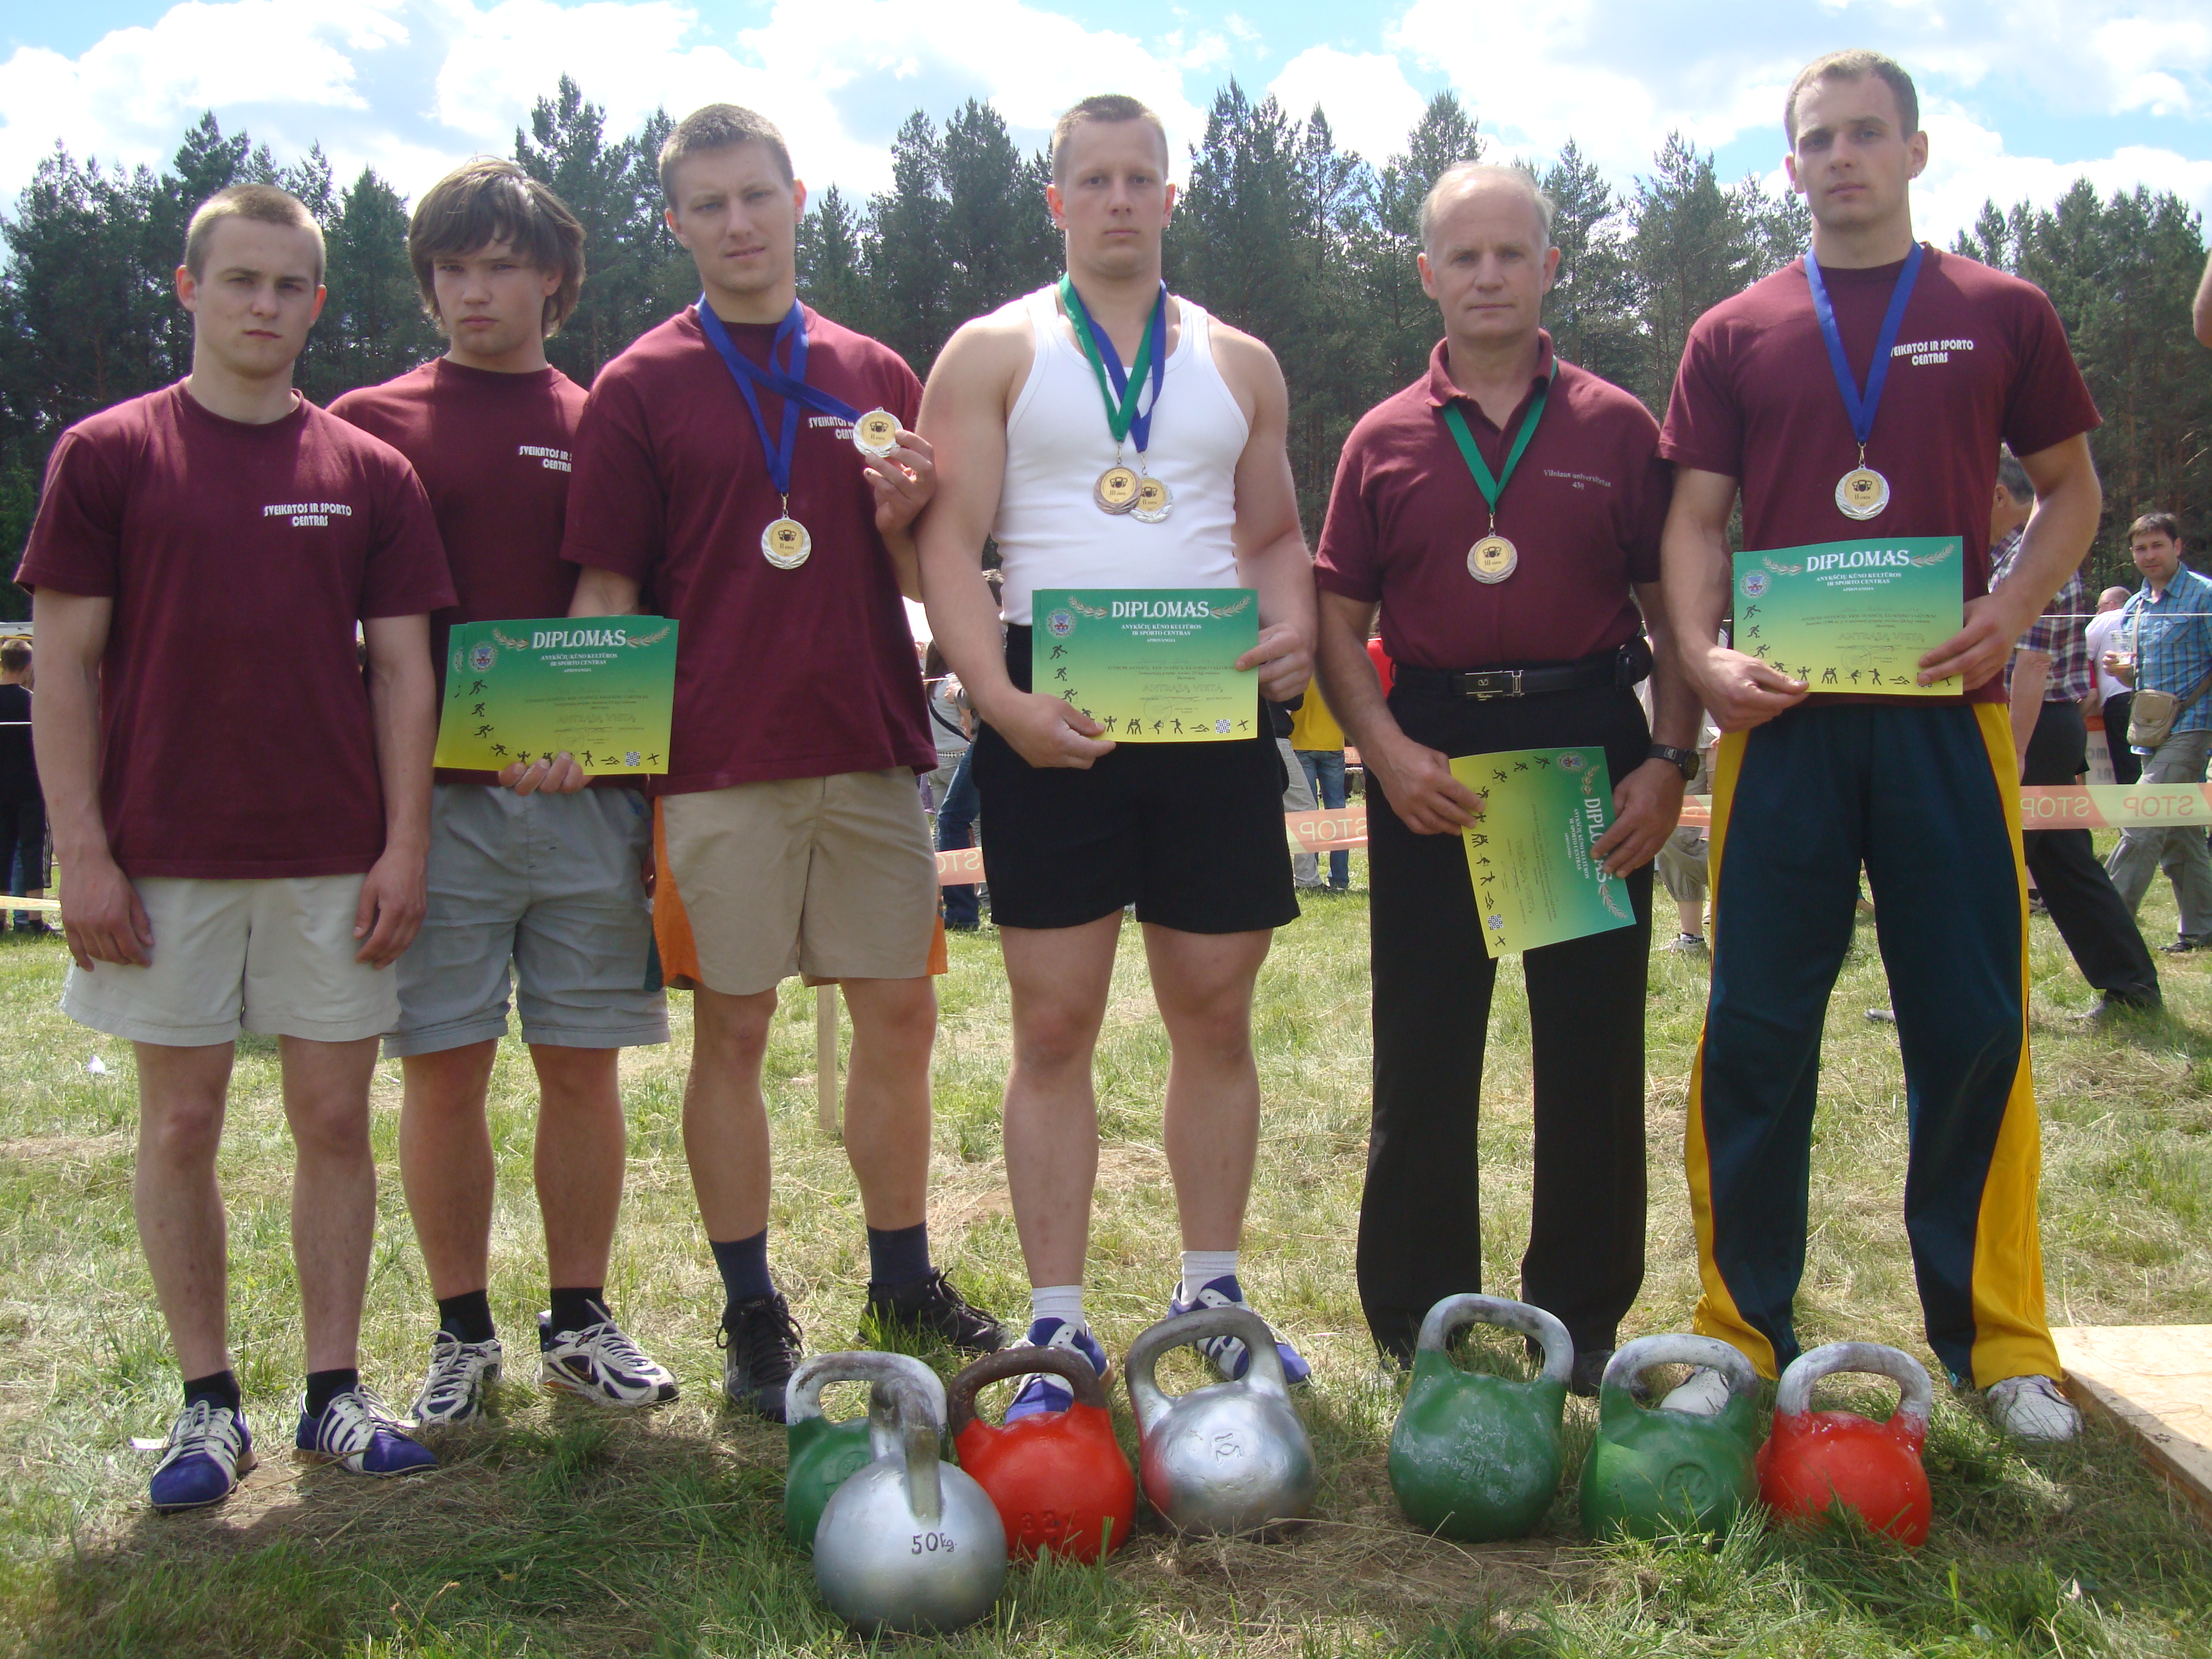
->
<box><xmin>812</xmin><ymin>1369</ymin><xmax>1007</xmax><ymax>1634</ymax></box>
<box><xmin>1125</xmin><ymin>1305</ymin><xmax>1318</xmax><ymax>1536</ymax></box>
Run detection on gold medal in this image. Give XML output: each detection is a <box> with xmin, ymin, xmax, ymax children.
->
<box><xmin>1130</xmin><ymin>474</ymin><xmax>1172</xmax><ymax>523</ymax></box>
<box><xmin>852</xmin><ymin>408</ymin><xmax>900</xmax><ymax>458</ymax></box>
<box><xmin>1468</xmin><ymin>534</ymin><xmax>1518</xmax><ymax>583</ymax></box>
<box><xmin>1835</xmin><ymin>465</ymin><xmax>1890</xmax><ymax>520</ymax></box>
<box><xmin>762</xmin><ymin>515</ymin><xmax>812</xmax><ymax>568</ymax></box>
<box><xmin>1094</xmin><ymin>464</ymin><xmax>1140</xmax><ymax>514</ymax></box>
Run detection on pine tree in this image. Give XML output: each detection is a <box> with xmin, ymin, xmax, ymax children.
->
<box><xmin>1541</xmin><ymin>139</ymin><xmax>1639</xmax><ymax>389</ymax></box>
<box><xmin>868</xmin><ymin>111</ymin><xmax>952</xmax><ymax>373</ymax></box>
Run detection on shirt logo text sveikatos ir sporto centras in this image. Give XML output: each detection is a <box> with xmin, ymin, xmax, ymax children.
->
<box><xmin>1890</xmin><ymin>338</ymin><xmax>1977</xmax><ymax>366</ymax></box>
<box><xmin>261</xmin><ymin>502</ymin><xmax>354</xmax><ymax>527</ymax></box>
<box><xmin>518</xmin><ymin>444</ymin><xmax>571</xmax><ymax>472</ymax></box>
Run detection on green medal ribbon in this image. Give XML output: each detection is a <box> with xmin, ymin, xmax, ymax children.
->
<box><xmin>1059</xmin><ymin>274</ymin><xmax>1166</xmax><ymax>448</ymax></box>
<box><xmin>1441</xmin><ymin>363</ymin><xmax>1557</xmax><ymax>527</ymax></box>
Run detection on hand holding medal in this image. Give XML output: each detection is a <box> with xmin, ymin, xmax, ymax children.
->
<box><xmin>1061</xmin><ymin>275</ymin><xmax>1172</xmax><ymax>521</ymax></box>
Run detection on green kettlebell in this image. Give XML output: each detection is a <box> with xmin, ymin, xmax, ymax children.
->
<box><xmin>1579</xmin><ymin>1334</ymin><xmax>1762</xmax><ymax>1541</ymax></box>
<box><xmin>1388</xmin><ymin>1293</ymin><xmax>1572</xmax><ymax>1541</ymax></box>
<box><xmin>784</xmin><ymin>1352</ymin><xmax>947</xmax><ymax>1552</ymax></box>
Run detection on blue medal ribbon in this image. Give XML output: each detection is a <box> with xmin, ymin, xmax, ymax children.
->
<box><xmin>694</xmin><ymin>296</ymin><xmax>865</xmax><ymax>495</ymax></box>
<box><xmin>1802</xmin><ymin>242</ymin><xmax>1923</xmax><ymax>451</ymax></box>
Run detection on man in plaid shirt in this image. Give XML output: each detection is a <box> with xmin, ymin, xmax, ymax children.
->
<box><xmin>2103</xmin><ymin>510</ymin><xmax>2212</xmax><ymax>953</ymax></box>
<box><xmin>1992</xmin><ymin>457</ymin><xmax>2160</xmax><ymax>1015</ymax></box>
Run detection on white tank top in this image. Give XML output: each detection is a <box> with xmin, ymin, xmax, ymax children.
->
<box><xmin>992</xmin><ymin>284</ymin><xmax>1249</xmax><ymax>626</ymax></box>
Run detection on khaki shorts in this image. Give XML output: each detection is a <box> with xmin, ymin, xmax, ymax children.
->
<box><xmin>62</xmin><ymin>874</ymin><xmax>399</xmax><ymax>1047</ymax></box>
<box><xmin>655</xmin><ymin>770</ymin><xmax>941</xmax><ymax>996</ymax></box>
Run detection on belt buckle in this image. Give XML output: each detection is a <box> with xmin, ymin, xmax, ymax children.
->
<box><xmin>1464</xmin><ymin>669</ymin><xmax>1523</xmax><ymax>700</ymax></box>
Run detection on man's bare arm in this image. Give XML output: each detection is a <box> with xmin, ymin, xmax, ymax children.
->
<box><xmin>1589</xmin><ymin>579</ymin><xmax>1698</xmax><ymax>877</ymax></box>
<box><xmin>30</xmin><ymin>588</ymin><xmax>149</xmax><ymax>969</ymax></box>
<box><xmin>1313</xmin><ymin>591</ymin><xmax>1479</xmax><ymax>835</ymax></box>
<box><xmin>357</xmin><ymin>613</ymin><xmax>436</xmax><ymax>966</ymax></box>
<box><xmin>1662</xmin><ymin>466</ymin><xmax>1808</xmax><ymax>731</ymax></box>
<box><xmin>1215</xmin><ymin>326</ymin><xmax>1315</xmax><ymax>702</ymax></box>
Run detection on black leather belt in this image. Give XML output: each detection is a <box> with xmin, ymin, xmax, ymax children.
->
<box><xmin>1394</xmin><ymin>638</ymin><xmax>1652</xmax><ymax>701</ymax></box>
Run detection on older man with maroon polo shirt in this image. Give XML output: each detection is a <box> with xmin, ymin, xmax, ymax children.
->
<box><xmin>1314</xmin><ymin>163</ymin><xmax>1695</xmax><ymax>1390</ymax></box>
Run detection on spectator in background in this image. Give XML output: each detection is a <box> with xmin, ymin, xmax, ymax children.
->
<box><xmin>1991</xmin><ymin>456</ymin><xmax>2159</xmax><ymax>1016</ymax></box>
<box><xmin>922</xmin><ymin>643</ymin><xmax>970</xmax><ymax>807</ymax></box>
<box><xmin>1272</xmin><ymin>698</ymin><xmax>1319</xmax><ymax>888</ymax></box>
<box><xmin>2081</xmin><ymin>585</ymin><xmax>2139</xmax><ymax>785</ymax></box>
<box><xmin>0</xmin><ymin>638</ymin><xmax>51</xmax><ymax>933</ymax></box>
<box><xmin>1290</xmin><ymin>677</ymin><xmax>1351</xmax><ymax>891</ymax></box>
<box><xmin>935</xmin><ymin>574</ymin><xmax>1001</xmax><ymax>932</ymax></box>
<box><xmin>2102</xmin><ymin>512</ymin><xmax>2212</xmax><ymax>952</ymax></box>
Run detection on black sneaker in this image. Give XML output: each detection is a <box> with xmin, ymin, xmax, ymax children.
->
<box><xmin>2161</xmin><ymin>934</ymin><xmax>2208</xmax><ymax>954</ymax></box>
<box><xmin>862</xmin><ymin>1270</ymin><xmax>1003</xmax><ymax>1356</ymax></box>
<box><xmin>719</xmin><ymin>1292</ymin><xmax>801</xmax><ymax>1422</ymax></box>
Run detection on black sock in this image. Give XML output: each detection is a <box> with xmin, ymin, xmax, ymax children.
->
<box><xmin>437</xmin><ymin>1288</ymin><xmax>495</xmax><ymax>1345</ymax></box>
<box><xmin>304</xmin><ymin>1367</ymin><xmax>359</xmax><ymax>1418</ymax></box>
<box><xmin>549</xmin><ymin>1286</ymin><xmax>606</xmax><ymax>1335</ymax></box>
<box><xmin>866</xmin><ymin>1221</ymin><xmax>932</xmax><ymax>1289</ymax></box>
<box><xmin>183</xmin><ymin>1368</ymin><xmax>241</xmax><ymax>1415</ymax></box>
<box><xmin>709</xmin><ymin>1230</ymin><xmax>774</xmax><ymax>1309</ymax></box>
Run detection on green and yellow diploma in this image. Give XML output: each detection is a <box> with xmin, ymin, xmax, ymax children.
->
<box><xmin>434</xmin><ymin>617</ymin><xmax>679</xmax><ymax>775</ymax></box>
<box><xmin>1031</xmin><ymin>589</ymin><xmax>1259</xmax><ymax>742</ymax></box>
<box><xmin>1733</xmin><ymin>538</ymin><xmax>1963</xmax><ymax>693</ymax></box>
<box><xmin>1451</xmin><ymin>747</ymin><xmax>1636</xmax><ymax>958</ymax></box>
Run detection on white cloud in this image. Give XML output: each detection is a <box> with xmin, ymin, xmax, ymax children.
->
<box><xmin>1915</xmin><ymin>100</ymin><xmax>2212</xmax><ymax>244</ymax></box>
<box><xmin>1267</xmin><ymin>45</ymin><xmax>1426</xmax><ymax>164</ymax></box>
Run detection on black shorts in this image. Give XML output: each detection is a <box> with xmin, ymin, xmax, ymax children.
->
<box><xmin>971</xmin><ymin>627</ymin><xmax>1300</xmax><ymax>933</ymax></box>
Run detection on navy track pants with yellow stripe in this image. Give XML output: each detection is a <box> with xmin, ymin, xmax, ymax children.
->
<box><xmin>1688</xmin><ymin>701</ymin><xmax>2059</xmax><ymax>1389</ymax></box>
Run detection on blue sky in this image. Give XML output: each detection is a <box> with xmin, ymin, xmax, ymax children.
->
<box><xmin>2</xmin><ymin>0</ymin><xmax>2207</xmax><ymax>244</ymax></box>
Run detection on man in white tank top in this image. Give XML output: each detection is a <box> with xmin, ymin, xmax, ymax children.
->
<box><xmin>917</xmin><ymin>95</ymin><xmax>1318</xmax><ymax>1416</ymax></box>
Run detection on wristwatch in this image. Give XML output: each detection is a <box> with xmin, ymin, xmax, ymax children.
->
<box><xmin>1650</xmin><ymin>743</ymin><xmax>1700</xmax><ymax>782</ymax></box>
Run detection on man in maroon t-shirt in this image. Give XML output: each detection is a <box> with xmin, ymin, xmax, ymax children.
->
<box><xmin>1313</xmin><ymin>163</ymin><xmax>1696</xmax><ymax>1390</ymax></box>
<box><xmin>531</xmin><ymin>105</ymin><xmax>1001</xmax><ymax>1417</ymax></box>
<box><xmin>1657</xmin><ymin>51</ymin><xmax>2104</xmax><ymax>1441</ymax></box>
<box><xmin>332</xmin><ymin>159</ymin><xmax>675</xmax><ymax>1431</ymax></box>
<box><xmin>20</xmin><ymin>185</ymin><xmax>454</xmax><ymax>1509</ymax></box>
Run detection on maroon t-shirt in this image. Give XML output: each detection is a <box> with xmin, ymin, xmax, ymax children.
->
<box><xmin>18</xmin><ymin>382</ymin><xmax>455</xmax><ymax>878</ymax></box>
<box><xmin>1316</xmin><ymin>333</ymin><xmax>1669</xmax><ymax>670</ymax></box>
<box><xmin>561</xmin><ymin>304</ymin><xmax>933</xmax><ymax>792</ymax></box>
<box><xmin>1659</xmin><ymin>246</ymin><xmax>2100</xmax><ymax>703</ymax></box>
<box><xmin>332</xmin><ymin>358</ymin><xmax>589</xmax><ymax>785</ymax></box>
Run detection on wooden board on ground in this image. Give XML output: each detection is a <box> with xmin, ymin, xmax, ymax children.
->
<box><xmin>2054</xmin><ymin>1325</ymin><xmax>2212</xmax><ymax>1523</ymax></box>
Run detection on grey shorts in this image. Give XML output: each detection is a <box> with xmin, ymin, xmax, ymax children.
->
<box><xmin>385</xmin><ymin>784</ymin><xmax>669</xmax><ymax>1057</ymax></box>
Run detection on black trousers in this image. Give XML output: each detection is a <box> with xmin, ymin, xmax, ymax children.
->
<box><xmin>2024</xmin><ymin>700</ymin><xmax>2159</xmax><ymax>1002</ymax></box>
<box><xmin>2103</xmin><ymin>694</ymin><xmax>2142</xmax><ymax>785</ymax></box>
<box><xmin>1359</xmin><ymin>681</ymin><xmax>1652</xmax><ymax>1364</ymax></box>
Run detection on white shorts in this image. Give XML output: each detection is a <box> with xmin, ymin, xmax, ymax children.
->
<box><xmin>62</xmin><ymin>874</ymin><xmax>399</xmax><ymax>1047</ymax></box>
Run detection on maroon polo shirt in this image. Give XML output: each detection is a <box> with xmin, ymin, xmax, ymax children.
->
<box><xmin>1659</xmin><ymin>247</ymin><xmax>2100</xmax><ymax>704</ymax></box>
<box><xmin>1316</xmin><ymin>333</ymin><xmax>1670</xmax><ymax>670</ymax></box>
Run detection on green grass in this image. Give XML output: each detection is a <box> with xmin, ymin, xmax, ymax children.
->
<box><xmin>2</xmin><ymin>842</ymin><xmax>2210</xmax><ymax>1657</ymax></box>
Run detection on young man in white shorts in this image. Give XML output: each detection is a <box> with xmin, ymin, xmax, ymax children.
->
<box><xmin>23</xmin><ymin>185</ymin><xmax>453</xmax><ymax>1508</ymax></box>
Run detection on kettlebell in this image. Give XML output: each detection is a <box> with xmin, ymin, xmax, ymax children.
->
<box><xmin>812</xmin><ymin>1369</ymin><xmax>1008</xmax><ymax>1634</ymax></box>
<box><xmin>784</xmin><ymin>1352</ymin><xmax>948</xmax><ymax>1553</ymax></box>
<box><xmin>1125</xmin><ymin>1306</ymin><xmax>1318</xmax><ymax>1536</ymax></box>
<box><xmin>1757</xmin><ymin>1341</ymin><xmax>1933</xmax><ymax>1546</ymax></box>
<box><xmin>1579</xmin><ymin>1334</ymin><xmax>1762</xmax><ymax>1540</ymax></box>
<box><xmin>948</xmin><ymin>1345</ymin><xmax>1138</xmax><ymax>1562</ymax></box>
<box><xmin>1388</xmin><ymin>1293</ymin><xmax>1572</xmax><ymax>1541</ymax></box>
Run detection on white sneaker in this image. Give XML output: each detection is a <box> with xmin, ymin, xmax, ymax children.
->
<box><xmin>1985</xmin><ymin>1374</ymin><xmax>2080</xmax><ymax>1442</ymax></box>
<box><xmin>1657</xmin><ymin>1365</ymin><xmax>1734</xmax><ymax>1416</ymax></box>
<box><xmin>407</xmin><ymin>1330</ymin><xmax>504</xmax><ymax>1427</ymax></box>
<box><xmin>539</xmin><ymin>1303</ymin><xmax>679</xmax><ymax>1407</ymax></box>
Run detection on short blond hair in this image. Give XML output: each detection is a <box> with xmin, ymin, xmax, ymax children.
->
<box><xmin>659</xmin><ymin>104</ymin><xmax>794</xmax><ymax>204</ymax></box>
<box><xmin>184</xmin><ymin>184</ymin><xmax>325</xmax><ymax>284</ymax></box>
<box><xmin>1785</xmin><ymin>50</ymin><xmax>1919</xmax><ymax>146</ymax></box>
<box><xmin>1050</xmin><ymin>94</ymin><xmax>1170</xmax><ymax>183</ymax></box>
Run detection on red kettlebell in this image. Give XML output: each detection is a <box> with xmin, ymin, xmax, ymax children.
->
<box><xmin>1757</xmin><ymin>1341</ymin><xmax>1933</xmax><ymax>1546</ymax></box>
<box><xmin>947</xmin><ymin>1345</ymin><xmax>1136</xmax><ymax>1563</ymax></box>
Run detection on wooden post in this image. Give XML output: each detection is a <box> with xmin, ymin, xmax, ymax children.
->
<box><xmin>815</xmin><ymin>983</ymin><xmax>840</xmax><ymax>1136</ymax></box>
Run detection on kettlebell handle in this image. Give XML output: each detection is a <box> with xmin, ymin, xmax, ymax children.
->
<box><xmin>865</xmin><ymin>1371</ymin><xmax>945</xmax><ymax>1525</ymax></box>
<box><xmin>947</xmin><ymin>1345</ymin><xmax>1109</xmax><ymax>1436</ymax></box>
<box><xmin>785</xmin><ymin>1350</ymin><xmax>947</xmax><ymax>1430</ymax></box>
<box><xmin>1773</xmin><ymin>1341</ymin><xmax>1932</xmax><ymax>1426</ymax></box>
<box><xmin>1414</xmin><ymin>1293</ymin><xmax>1574</xmax><ymax>1386</ymax></box>
<box><xmin>1125</xmin><ymin>1305</ymin><xmax>1288</xmax><ymax>1432</ymax></box>
<box><xmin>1603</xmin><ymin>1333</ymin><xmax>1759</xmax><ymax>1405</ymax></box>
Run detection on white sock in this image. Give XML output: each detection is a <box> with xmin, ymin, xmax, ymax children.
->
<box><xmin>1029</xmin><ymin>1284</ymin><xmax>1084</xmax><ymax>1332</ymax></box>
<box><xmin>1180</xmin><ymin>1250</ymin><xmax>1240</xmax><ymax>1302</ymax></box>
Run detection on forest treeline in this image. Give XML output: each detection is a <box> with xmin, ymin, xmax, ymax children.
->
<box><xmin>1</xmin><ymin>76</ymin><xmax>2205</xmax><ymax>617</ymax></box>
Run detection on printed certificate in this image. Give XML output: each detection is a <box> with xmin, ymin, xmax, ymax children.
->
<box><xmin>1031</xmin><ymin>589</ymin><xmax>1259</xmax><ymax>742</ymax></box>
<box><xmin>434</xmin><ymin>617</ymin><xmax>677</xmax><ymax>775</ymax></box>
<box><xmin>1733</xmin><ymin>538</ymin><xmax>1963</xmax><ymax>695</ymax></box>
<box><xmin>1451</xmin><ymin>747</ymin><xmax>1636</xmax><ymax>958</ymax></box>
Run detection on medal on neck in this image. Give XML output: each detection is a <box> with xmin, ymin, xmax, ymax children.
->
<box><xmin>1803</xmin><ymin>241</ymin><xmax>1923</xmax><ymax>521</ymax></box>
<box><xmin>1441</xmin><ymin>361</ymin><xmax>1556</xmax><ymax>583</ymax></box>
<box><xmin>695</xmin><ymin>295</ymin><xmax>871</xmax><ymax>568</ymax></box>
<box><xmin>1061</xmin><ymin>275</ymin><xmax>1170</xmax><ymax>520</ymax></box>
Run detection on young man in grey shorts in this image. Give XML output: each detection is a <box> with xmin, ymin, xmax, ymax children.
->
<box><xmin>332</xmin><ymin>158</ymin><xmax>676</xmax><ymax>1423</ymax></box>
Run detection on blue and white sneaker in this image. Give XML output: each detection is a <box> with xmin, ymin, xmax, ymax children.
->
<box><xmin>149</xmin><ymin>1399</ymin><xmax>255</xmax><ymax>1512</ymax></box>
<box><xmin>1001</xmin><ymin>1317</ymin><xmax>1112</xmax><ymax>1423</ymax></box>
<box><xmin>408</xmin><ymin>1330</ymin><xmax>504</xmax><ymax>1427</ymax></box>
<box><xmin>295</xmin><ymin>1384</ymin><xmax>437</xmax><ymax>1477</ymax></box>
<box><xmin>539</xmin><ymin>1303</ymin><xmax>679</xmax><ymax>1407</ymax></box>
<box><xmin>1168</xmin><ymin>1275</ymin><xmax>1313</xmax><ymax>1386</ymax></box>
